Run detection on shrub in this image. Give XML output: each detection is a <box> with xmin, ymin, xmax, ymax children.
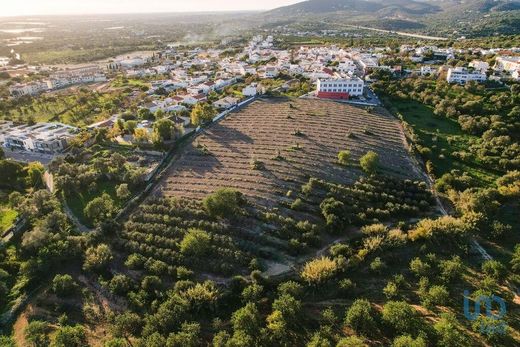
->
<box><xmin>337</xmin><ymin>336</ymin><xmax>368</xmax><ymax>347</ymax></box>
<box><xmin>51</xmin><ymin>325</ymin><xmax>87</xmax><ymax>347</ymax></box>
<box><xmin>423</xmin><ymin>285</ymin><xmax>449</xmax><ymax>308</ymax></box>
<box><xmin>359</xmin><ymin>151</ymin><xmax>379</xmax><ymax>174</ymax></box>
<box><xmin>180</xmin><ymin>228</ymin><xmax>211</xmax><ymax>257</ymax></box>
<box><xmin>116</xmin><ymin>184</ymin><xmax>131</xmax><ymax>200</ymax></box>
<box><xmin>52</xmin><ymin>274</ymin><xmax>78</xmax><ymax>297</ymax></box>
<box><xmin>301</xmin><ymin>256</ymin><xmax>339</xmax><ymax>286</ymax></box>
<box><xmin>392</xmin><ymin>335</ymin><xmax>426</xmax><ymax>347</ymax></box>
<box><xmin>277</xmin><ymin>281</ymin><xmax>303</xmax><ymax>298</ymax></box>
<box><xmin>482</xmin><ymin>260</ymin><xmax>507</xmax><ymax>281</ymax></box>
<box><xmin>409</xmin><ymin>258</ymin><xmax>431</xmax><ymax>277</ymax></box>
<box><xmin>344</xmin><ymin>299</ymin><xmax>376</xmax><ymax>335</ymax></box>
<box><xmin>25</xmin><ymin>320</ymin><xmax>50</xmax><ymax>347</ymax></box>
<box><xmin>382</xmin><ymin>301</ymin><xmax>420</xmax><ymax>335</ymax></box>
<box><xmin>83</xmin><ymin>244</ymin><xmax>113</xmax><ymax>273</ymax></box>
<box><xmin>383</xmin><ymin>281</ymin><xmax>399</xmax><ymax>299</ymax></box>
<box><xmin>109</xmin><ymin>274</ymin><xmax>133</xmax><ymax>296</ymax></box>
<box><xmin>369</xmin><ymin>257</ymin><xmax>386</xmax><ymax>274</ymax></box>
<box><xmin>203</xmin><ymin>188</ymin><xmax>245</xmax><ymax>218</ymax></box>
<box><xmin>338</xmin><ymin>150</ymin><xmax>351</xmax><ymax>166</ymax></box>
<box><xmin>290</xmin><ymin>198</ymin><xmax>303</xmax><ymax>210</ymax></box>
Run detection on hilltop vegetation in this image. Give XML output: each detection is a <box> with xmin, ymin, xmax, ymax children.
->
<box><xmin>263</xmin><ymin>0</ymin><xmax>520</xmax><ymax>37</ymax></box>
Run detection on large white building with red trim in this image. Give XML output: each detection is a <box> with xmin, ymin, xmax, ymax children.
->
<box><xmin>316</xmin><ymin>77</ymin><xmax>364</xmax><ymax>100</ymax></box>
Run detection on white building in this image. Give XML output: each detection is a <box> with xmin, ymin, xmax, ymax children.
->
<box><xmin>9</xmin><ymin>82</ymin><xmax>49</xmax><ymax>97</ymax></box>
<box><xmin>494</xmin><ymin>56</ymin><xmax>520</xmax><ymax>73</ymax></box>
<box><xmin>263</xmin><ymin>66</ymin><xmax>279</xmax><ymax>78</ymax></box>
<box><xmin>242</xmin><ymin>84</ymin><xmax>259</xmax><ymax>97</ymax></box>
<box><xmin>338</xmin><ymin>60</ymin><xmax>357</xmax><ymax>74</ymax></box>
<box><xmin>469</xmin><ymin>60</ymin><xmax>490</xmax><ymax>73</ymax></box>
<box><xmin>446</xmin><ymin>67</ymin><xmax>486</xmax><ymax>84</ymax></box>
<box><xmin>420</xmin><ymin>66</ymin><xmax>436</xmax><ymax>76</ymax></box>
<box><xmin>213</xmin><ymin>96</ymin><xmax>239</xmax><ymax>110</ymax></box>
<box><xmin>1</xmin><ymin>122</ymin><xmax>77</xmax><ymax>153</ymax></box>
<box><xmin>316</xmin><ymin>77</ymin><xmax>364</xmax><ymax>99</ymax></box>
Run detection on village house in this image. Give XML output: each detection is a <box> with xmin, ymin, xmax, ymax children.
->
<box><xmin>242</xmin><ymin>84</ymin><xmax>259</xmax><ymax>96</ymax></box>
<box><xmin>446</xmin><ymin>67</ymin><xmax>487</xmax><ymax>84</ymax></box>
<box><xmin>263</xmin><ymin>66</ymin><xmax>280</xmax><ymax>78</ymax></box>
<box><xmin>469</xmin><ymin>60</ymin><xmax>490</xmax><ymax>73</ymax></box>
<box><xmin>494</xmin><ymin>56</ymin><xmax>520</xmax><ymax>73</ymax></box>
<box><xmin>338</xmin><ymin>60</ymin><xmax>357</xmax><ymax>74</ymax></box>
<box><xmin>420</xmin><ymin>66</ymin><xmax>436</xmax><ymax>76</ymax></box>
<box><xmin>213</xmin><ymin>96</ymin><xmax>239</xmax><ymax>110</ymax></box>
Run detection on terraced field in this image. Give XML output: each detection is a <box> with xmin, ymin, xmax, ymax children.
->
<box><xmin>155</xmin><ymin>98</ymin><xmax>421</xmax><ymax>207</ymax></box>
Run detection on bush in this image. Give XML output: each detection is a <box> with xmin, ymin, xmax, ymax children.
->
<box><xmin>290</xmin><ymin>198</ymin><xmax>303</xmax><ymax>210</ymax></box>
<box><xmin>392</xmin><ymin>335</ymin><xmax>426</xmax><ymax>347</ymax></box>
<box><xmin>338</xmin><ymin>150</ymin><xmax>351</xmax><ymax>166</ymax></box>
<box><xmin>125</xmin><ymin>253</ymin><xmax>146</xmax><ymax>269</ymax></box>
<box><xmin>409</xmin><ymin>258</ymin><xmax>431</xmax><ymax>277</ymax></box>
<box><xmin>83</xmin><ymin>244</ymin><xmax>113</xmax><ymax>273</ymax></box>
<box><xmin>383</xmin><ymin>281</ymin><xmax>399</xmax><ymax>299</ymax></box>
<box><xmin>481</xmin><ymin>260</ymin><xmax>507</xmax><ymax>281</ymax></box>
<box><xmin>422</xmin><ymin>285</ymin><xmax>449</xmax><ymax>308</ymax></box>
<box><xmin>369</xmin><ymin>257</ymin><xmax>386</xmax><ymax>274</ymax></box>
<box><xmin>25</xmin><ymin>320</ymin><xmax>50</xmax><ymax>347</ymax></box>
<box><xmin>52</xmin><ymin>274</ymin><xmax>78</xmax><ymax>297</ymax></box>
<box><xmin>301</xmin><ymin>256</ymin><xmax>339</xmax><ymax>286</ymax></box>
<box><xmin>344</xmin><ymin>299</ymin><xmax>376</xmax><ymax>335</ymax></box>
<box><xmin>109</xmin><ymin>274</ymin><xmax>133</xmax><ymax>296</ymax></box>
<box><xmin>359</xmin><ymin>151</ymin><xmax>379</xmax><ymax>174</ymax></box>
<box><xmin>382</xmin><ymin>301</ymin><xmax>420</xmax><ymax>335</ymax></box>
<box><xmin>337</xmin><ymin>336</ymin><xmax>368</xmax><ymax>347</ymax></box>
<box><xmin>203</xmin><ymin>188</ymin><xmax>245</xmax><ymax>218</ymax></box>
<box><xmin>51</xmin><ymin>325</ymin><xmax>87</xmax><ymax>347</ymax></box>
<box><xmin>180</xmin><ymin>228</ymin><xmax>211</xmax><ymax>257</ymax></box>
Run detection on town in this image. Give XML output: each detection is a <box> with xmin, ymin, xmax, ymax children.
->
<box><xmin>2</xmin><ymin>34</ymin><xmax>519</xmax><ymax>160</ymax></box>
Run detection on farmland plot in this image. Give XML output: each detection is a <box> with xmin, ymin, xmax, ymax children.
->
<box><xmin>119</xmin><ymin>99</ymin><xmax>434</xmax><ymax>278</ymax></box>
<box><xmin>156</xmin><ymin>98</ymin><xmax>421</xmax><ymax>207</ymax></box>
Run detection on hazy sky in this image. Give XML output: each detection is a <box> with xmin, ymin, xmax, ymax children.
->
<box><xmin>1</xmin><ymin>0</ymin><xmax>303</xmax><ymax>17</ymax></box>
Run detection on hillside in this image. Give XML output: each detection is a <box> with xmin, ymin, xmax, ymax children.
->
<box><xmin>263</xmin><ymin>0</ymin><xmax>520</xmax><ymax>36</ymax></box>
<box><xmin>268</xmin><ymin>0</ymin><xmax>441</xmax><ymax>17</ymax></box>
<box><xmin>130</xmin><ymin>98</ymin><xmax>435</xmax><ymax>277</ymax></box>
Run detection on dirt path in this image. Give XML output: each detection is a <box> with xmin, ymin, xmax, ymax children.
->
<box><xmin>12</xmin><ymin>309</ymin><xmax>30</xmax><ymax>347</ymax></box>
<box><xmin>264</xmin><ymin>228</ymin><xmax>364</xmax><ymax>280</ymax></box>
<box><xmin>62</xmin><ymin>200</ymin><xmax>91</xmax><ymax>233</ymax></box>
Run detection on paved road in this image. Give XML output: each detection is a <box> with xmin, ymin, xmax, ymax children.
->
<box><xmin>4</xmin><ymin>149</ymin><xmax>55</xmax><ymax>166</ymax></box>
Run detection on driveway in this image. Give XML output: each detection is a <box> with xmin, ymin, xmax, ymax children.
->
<box><xmin>3</xmin><ymin>148</ymin><xmax>56</xmax><ymax>166</ymax></box>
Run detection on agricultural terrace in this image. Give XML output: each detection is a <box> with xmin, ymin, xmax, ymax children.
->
<box><xmin>156</xmin><ymin>98</ymin><xmax>423</xmax><ymax>208</ymax></box>
<box><xmin>118</xmin><ymin>98</ymin><xmax>435</xmax><ymax>278</ymax></box>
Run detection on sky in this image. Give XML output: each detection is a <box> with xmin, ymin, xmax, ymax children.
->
<box><xmin>0</xmin><ymin>0</ymin><xmax>303</xmax><ymax>17</ymax></box>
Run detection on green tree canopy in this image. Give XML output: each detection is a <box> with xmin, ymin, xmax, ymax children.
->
<box><xmin>83</xmin><ymin>244</ymin><xmax>113</xmax><ymax>273</ymax></box>
<box><xmin>83</xmin><ymin>193</ymin><xmax>115</xmax><ymax>224</ymax></box>
<box><xmin>191</xmin><ymin>103</ymin><xmax>217</xmax><ymax>126</ymax></box>
<box><xmin>180</xmin><ymin>228</ymin><xmax>211</xmax><ymax>257</ymax></box>
<box><xmin>359</xmin><ymin>151</ymin><xmax>379</xmax><ymax>174</ymax></box>
<box><xmin>203</xmin><ymin>188</ymin><xmax>245</xmax><ymax>218</ymax></box>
